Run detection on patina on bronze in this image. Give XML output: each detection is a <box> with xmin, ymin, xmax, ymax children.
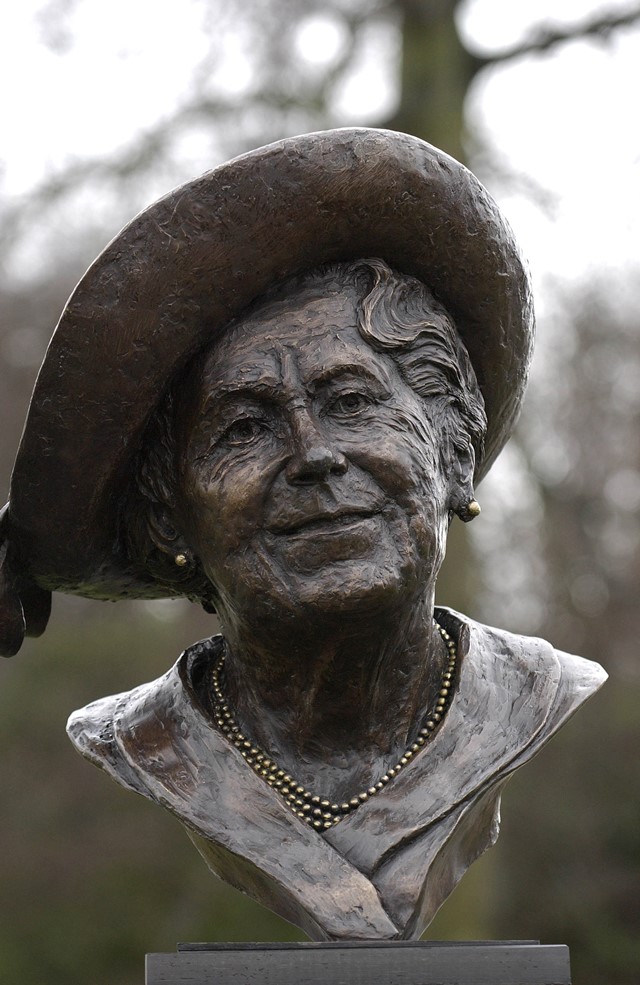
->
<box><xmin>0</xmin><ymin>130</ymin><xmax>606</xmax><ymax>941</ymax></box>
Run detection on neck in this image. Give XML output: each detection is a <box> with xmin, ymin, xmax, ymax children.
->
<box><xmin>216</xmin><ymin>591</ymin><xmax>449</xmax><ymax>802</ymax></box>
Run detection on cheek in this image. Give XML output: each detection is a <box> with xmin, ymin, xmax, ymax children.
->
<box><xmin>409</xmin><ymin>507</ymin><xmax>449</xmax><ymax>567</ymax></box>
<box><xmin>181</xmin><ymin>453</ymin><xmax>278</xmax><ymax>560</ymax></box>
<box><xmin>352</xmin><ymin>407</ymin><xmax>446</xmax><ymax>509</ymax></box>
<box><xmin>350</xmin><ymin>408</ymin><xmax>450</xmax><ymax>568</ymax></box>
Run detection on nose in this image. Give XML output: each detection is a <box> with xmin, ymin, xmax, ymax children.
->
<box><xmin>285</xmin><ymin>411</ymin><xmax>348</xmax><ymax>485</ymax></box>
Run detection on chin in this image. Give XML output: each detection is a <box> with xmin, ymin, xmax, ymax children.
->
<box><xmin>215</xmin><ymin>523</ymin><xmax>441</xmax><ymax>630</ymax></box>
<box><xmin>259</xmin><ymin>554</ymin><xmax>428</xmax><ymax>628</ymax></box>
<box><xmin>317</xmin><ymin>555</ymin><xmax>408</xmax><ymax>594</ymax></box>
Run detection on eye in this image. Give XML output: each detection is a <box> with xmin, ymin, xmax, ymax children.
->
<box><xmin>330</xmin><ymin>391</ymin><xmax>372</xmax><ymax>416</ymax></box>
<box><xmin>223</xmin><ymin>418</ymin><xmax>267</xmax><ymax>445</ymax></box>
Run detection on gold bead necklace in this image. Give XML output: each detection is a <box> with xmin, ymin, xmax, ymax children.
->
<box><xmin>210</xmin><ymin>621</ymin><xmax>457</xmax><ymax>830</ymax></box>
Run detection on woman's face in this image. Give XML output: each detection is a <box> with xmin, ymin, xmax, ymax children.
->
<box><xmin>175</xmin><ymin>285</ymin><xmax>464</xmax><ymax>628</ymax></box>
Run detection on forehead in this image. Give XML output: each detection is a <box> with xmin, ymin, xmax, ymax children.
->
<box><xmin>195</xmin><ymin>285</ymin><xmax>393</xmax><ymax>393</ymax></box>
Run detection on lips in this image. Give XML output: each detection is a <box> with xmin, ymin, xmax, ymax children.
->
<box><xmin>270</xmin><ymin>508</ymin><xmax>380</xmax><ymax>536</ymax></box>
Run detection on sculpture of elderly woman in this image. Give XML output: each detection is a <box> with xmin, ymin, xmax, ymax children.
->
<box><xmin>0</xmin><ymin>129</ymin><xmax>605</xmax><ymax>942</ymax></box>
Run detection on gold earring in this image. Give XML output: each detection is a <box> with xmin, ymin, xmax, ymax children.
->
<box><xmin>456</xmin><ymin>499</ymin><xmax>481</xmax><ymax>523</ymax></box>
<box><xmin>174</xmin><ymin>553</ymin><xmax>189</xmax><ymax>567</ymax></box>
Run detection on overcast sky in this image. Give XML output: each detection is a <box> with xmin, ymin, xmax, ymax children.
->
<box><xmin>1</xmin><ymin>0</ymin><xmax>638</xmax><ymax>298</ymax></box>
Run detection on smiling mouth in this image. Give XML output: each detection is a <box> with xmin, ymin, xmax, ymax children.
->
<box><xmin>273</xmin><ymin>509</ymin><xmax>380</xmax><ymax>536</ymax></box>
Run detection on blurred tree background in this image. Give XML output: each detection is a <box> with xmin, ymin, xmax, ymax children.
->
<box><xmin>1</xmin><ymin>1</ymin><xmax>639</xmax><ymax>983</ymax></box>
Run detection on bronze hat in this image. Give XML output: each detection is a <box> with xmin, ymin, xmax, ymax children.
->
<box><xmin>1</xmin><ymin>128</ymin><xmax>534</xmax><ymax>654</ymax></box>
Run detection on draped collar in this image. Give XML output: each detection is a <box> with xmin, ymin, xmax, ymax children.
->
<box><xmin>67</xmin><ymin>608</ymin><xmax>606</xmax><ymax>940</ymax></box>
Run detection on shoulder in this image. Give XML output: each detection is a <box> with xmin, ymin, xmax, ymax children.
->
<box><xmin>67</xmin><ymin>689</ymin><xmax>150</xmax><ymax>794</ymax></box>
<box><xmin>437</xmin><ymin>605</ymin><xmax>607</xmax><ymax>752</ymax></box>
<box><xmin>66</xmin><ymin>636</ymin><xmax>221</xmax><ymax>797</ymax></box>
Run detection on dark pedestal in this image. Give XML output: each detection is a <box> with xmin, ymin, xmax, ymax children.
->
<box><xmin>146</xmin><ymin>940</ymin><xmax>571</xmax><ymax>985</ymax></box>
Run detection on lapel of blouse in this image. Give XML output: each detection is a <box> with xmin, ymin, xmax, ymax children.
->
<box><xmin>111</xmin><ymin>612</ymin><xmax>563</xmax><ymax>940</ymax></box>
<box><xmin>323</xmin><ymin>609</ymin><xmax>562</xmax><ymax>876</ymax></box>
<box><xmin>111</xmin><ymin>647</ymin><xmax>400</xmax><ymax>941</ymax></box>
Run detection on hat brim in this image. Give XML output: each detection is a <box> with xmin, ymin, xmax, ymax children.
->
<box><xmin>8</xmin><ymin>128</ymin><xmax>534</xmax><ymax>600</ymax></box>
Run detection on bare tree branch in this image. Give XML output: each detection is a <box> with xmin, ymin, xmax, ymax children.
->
<box><xmin>0</xmin><ymin>0</ymin><xmax>378</xmax><ymax>252</ymax></box>
<box><xmin>3</xmin><ymin>1</ymin><xmax>639</xmax><ymax>256</ymax></box>
<box><xmin>471</xmin><ymin>148</ymin><xmax>561</xmax><ymax>219</ymax></box>
<box><xmin>478</xmin><ymin>5</ymin><xmax>640</xmax><ymax>68</ymax></box>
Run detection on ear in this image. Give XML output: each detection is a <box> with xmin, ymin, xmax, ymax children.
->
<box><xmin>447</xmin><ymin>441</ymin><xmax>479</xmax><ymax>523</ymax></box>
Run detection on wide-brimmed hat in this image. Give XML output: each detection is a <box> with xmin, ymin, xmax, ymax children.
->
<box><xmin>1</xmin><ymin>128</ymin><xmax>534</xmax><ymax>655</ymax></box>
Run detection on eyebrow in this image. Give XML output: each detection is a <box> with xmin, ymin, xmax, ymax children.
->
<box><xmin>199</xmin><ymin>358</ymin><xmax>392</xmax><ymax>415</ymax></box>
<box><xmin>306</xmin><ymin>361</ymin><xmax>392</xmax><ymax>392</ymax></box>
<box><xmin>200</xmin><ymin>378</ymin><xmax>282</xmax><ymax>414</ymax></box>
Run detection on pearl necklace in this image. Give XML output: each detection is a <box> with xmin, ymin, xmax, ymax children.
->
<box><xmin>210</xmin><ymin>621</ymin><xmax>457</xmax><ymax>831</ymax></box>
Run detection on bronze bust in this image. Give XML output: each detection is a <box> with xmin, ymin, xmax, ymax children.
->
<box><xmin>0</xmin><ymin>129</ymin><xmax>606</xmax><ymax>941</ymax></box>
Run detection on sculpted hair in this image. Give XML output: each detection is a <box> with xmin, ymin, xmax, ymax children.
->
<box><xmin>124</xmin><ymin>259</ymin><xmax>487</xmax><ymax>600</ymax></box>
<box><xmin>301</xmin><ymin>259</ymin><xmax>487</xmax><ymax>467</ymax></box>
<box><xmin>122</xmin><ymin>386</ymin><xmax>215</xmax><ymax>606</ymax></box>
